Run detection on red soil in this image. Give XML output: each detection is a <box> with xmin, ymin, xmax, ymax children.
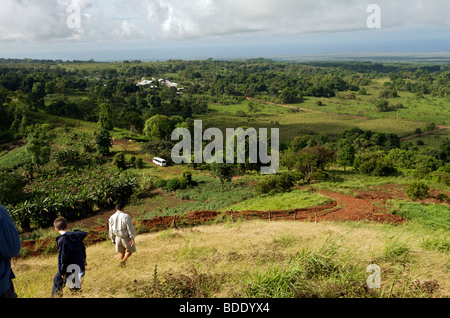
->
<box><xmin>20</xmin><ymin>185</ymin><xmax>415</xmax><ymax>257</ymax></box>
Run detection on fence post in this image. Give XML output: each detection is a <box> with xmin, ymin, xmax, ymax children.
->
<box><xmin>173</xmin><ymin>214</ymin><xmax>178</xmax><ymax>229</ymax></box>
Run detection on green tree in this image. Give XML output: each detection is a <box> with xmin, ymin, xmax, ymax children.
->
<box><xmin>375</xmin><ymin>99</ymin><xmax>390</xmax><ymax>112</ymax></box>
<box><xmin>95</xmin><ymin>127</ymin><xmax>112</xmax><ymax>156</ymax></box>
<box><xmin>144</xmin><ymin>114</ymin><xmax>172</xmax><ymax>141</ymax></box>
<box><xmin>292</xmin><ymin>153</ymin><xmax>319</xmax><ymax>183</ymax></box>
<box><xmin>25</xmin><ymin>125</ymin><xmax>52</xmax><ymax>179</ymax></box>
<box><xmin>337</xmin><ymin>142</ymin><xmax>355</xmax><ymax>171</ymax></box>
<box><xmin>211</xmin><ymin>163</ymin><xmax>235</xmax><ymax>186</ymax></box>
<box><xmin>98</xmin><ymin>103</ymin><xmax>113</xmax><ymax>131</ymax></box>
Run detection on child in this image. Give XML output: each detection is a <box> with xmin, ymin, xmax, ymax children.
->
<box><xmin>52</xmin><ymin>218</ymin><xmax>87</xmax><ymax>298</ymax></box>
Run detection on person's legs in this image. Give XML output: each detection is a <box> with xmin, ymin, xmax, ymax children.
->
<box><xmin>52</xmin><ymin>271</ymin><xmax>66</xmax><ymax>298</ymax></box>
<box><xmin>68</xmin><ymin>272</ymin><xmax>85</xmax><ymax>295</ymax></box>
<box><xmin>0</xmin><ymin>282</ymin><xmax>18</xmax><ymax>298</ymax></box>
<box><xmin>123</xmin><ymin>251</ymin><xmax>133</xmax><ymax>263</ymax></box>
<box><xmin>117</xmin><ymin>238</ymin><xmax>135</xmax><ymax>266</ymax></box>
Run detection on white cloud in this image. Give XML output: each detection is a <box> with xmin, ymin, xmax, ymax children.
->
<box><xmin>140</xmin><ymin>0</ymin><xmax>450</xmax><ymax>39</ymax></box>
<box><xmin>0</xmin><ymin>0</ymin><xmax>448</xmax><ymax>43</ymax></box>
<box><xmin>113</xmin><ymin>20</ymin><xmax>146</xmax><ymax>39</ymax></box>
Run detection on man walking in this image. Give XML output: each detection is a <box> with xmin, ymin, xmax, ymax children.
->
<box><xmin>109</xmin><ymin>202</ymin><xmax>136</xmax><ymax>267</ymax></box>
<box><xmin>0</xmin><ymin>205</ymin><xmax>21</xmax><ymax>298</ymax></box>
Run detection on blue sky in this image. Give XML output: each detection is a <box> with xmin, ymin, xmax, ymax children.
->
<box><xmin>1</xmin><ymin>0</ymin><xmax>449</xmax><ymax>61</ymax></box>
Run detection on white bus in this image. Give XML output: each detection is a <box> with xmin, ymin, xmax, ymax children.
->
<box><xmin>153</xmin><ymin>157</ymin><xmax>167</xmax><ymax>167</ymax></box>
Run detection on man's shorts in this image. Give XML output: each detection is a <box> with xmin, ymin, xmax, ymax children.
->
<box><xmin>115</xmin><ymin>237</ymin><xmax>136</xmax><ymax>254</ymax></box>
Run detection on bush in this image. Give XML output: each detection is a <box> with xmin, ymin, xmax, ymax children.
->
<box><xmin>354</xmin><ymin>152</ymin><xmax>397</xmax><ymax>176</ymax></box>
<box><xmin>181</xmin><ymin>170</ymin><xmax>193</xmax><ymax>185</ymax></box>
<box><xmin>166</xmin><ymin>178</ymin><xmax>181</xmax><ymax>192</ymax></box>
<box><xmin>156</xmin><ymin>179</ymin><xmax>167</xmax><ymax>189</ymax></box>
<box><xmin>406</xmin><ymin>181</ymin><xmax>430</xmax><ymax>201</ymax></box>
<box><xmin>114</xmin><ymin>153</ymin><xmax>127</xmax><ymax>170</ymax></box>
<box><xmin>135</xmin><ymin>158</ymin><xmax>144</xmax><ymax>169</ymax></box>
<box><xmin>256</xmin><ymin>173</ymin><xmax>294</xmax><ymax>195</ymax></box>
<box><xmin>435</xmin><ymin>193</ymin><xmax>450</xmax><ymax>204</ymax></box>
<box><xmin>53</xmin><ymin>149</ymin><xmax>86</xmax><ymax>167</ymax></box>
<box><xmin>0</xmin><ymin>170</ymin><xmax>24</xmax><ymax>205</ymax></box>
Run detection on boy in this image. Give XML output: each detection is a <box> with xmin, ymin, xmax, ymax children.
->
<box><xmin>109</xmin><ymin>202</ymin><xmax>136</xmax><ymax>267</ymax></box>
<box><xmin>52</xmin><ymin>217</ymin><xmax>87</xmax><ymax>298</ymax></box>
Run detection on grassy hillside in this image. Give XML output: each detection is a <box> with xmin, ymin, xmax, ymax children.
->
<box><xmin>12</xmin><ymin>217</ymin><xmax>449</xmax><ymax>298</ymax></box>
<box><xmin>2</xmin><ymin>59</ymin><xmax>449</xmax><ymax>300</ymax></box>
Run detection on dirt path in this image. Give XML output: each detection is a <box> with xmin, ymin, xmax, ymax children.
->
<box><xmin>21</xmin><ymin>186</ymin><xmax>412</xmax><ymax>257</ymax></box>
<box><xmin>400</xmin><ymin>126</ymin><xmax>450</xmax><ymax>142</ymax></box>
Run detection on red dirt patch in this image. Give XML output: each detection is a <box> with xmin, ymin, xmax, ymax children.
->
<box><xmin>19</xmin><ymin>187</ymin><xmax>410</xmax><ymax>258</ymax></box>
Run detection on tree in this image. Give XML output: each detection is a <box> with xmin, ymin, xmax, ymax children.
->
<box><xmin>25</xmin><ymin>124</ymin><xmax>52</xmax><ymax>179</ymax></box>
<box><xmin>353</xmin><ymin>152</ymin><xmax>397</xmax><ymax>176</ymax></box>
<box><xmin>279</xmin><ymin>87</ymin><xmax>303</xmax><ymax>104</ymax></box>
<box><xmin>292</xmin><ymin>153</ymin><xmax>319</xmax><ymax>183</ymax></box>
<box><xmin>144</xmin><ymin>115</ymin><xmax>172</xmax><ymax>141</ymax></box>
<box><xmin>95</xmin><ymin>127</ymin><xmax>112</xmax><ymax>156</ymax></box>
<box><xmin>98</xmin><ymin>103</ymin><xmax>113</xmax><ymax>131</ymax></box>
<box><xmin>211</xmin><ymin>163</ymin><xmax>235</xmax><ymax>186</ymax></box>
<box><xmin>337</xmin><ymin>142</ymin><xmax>355</xmax><ymax>171</ymax></box>
<box><xmin>375</xmin><ymin>99</ymin><xmax>390</xmax><ymax>112</ymax></box>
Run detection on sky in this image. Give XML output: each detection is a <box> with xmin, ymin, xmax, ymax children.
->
<box><xmin>0</xmin><ymin>0</ymin><xmax>449</xmax><ymax>61</ymax></box>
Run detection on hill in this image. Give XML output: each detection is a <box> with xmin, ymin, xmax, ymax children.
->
<box><xmin>1</xmin><ymin>59</ymin><xmax>449</xmax><ymax>299</ymax></box>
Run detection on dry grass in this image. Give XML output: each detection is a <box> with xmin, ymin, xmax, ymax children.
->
<box><xmin>12</xmin><ymin>220</ymin><xmax>449</xmax><ymax>298</ymax></box>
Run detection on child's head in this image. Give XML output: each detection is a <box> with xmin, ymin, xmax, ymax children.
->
<box><xmin>54</xmin><ymin>218</ymin><xmax>68</xmax><ymax>232</ymax></box>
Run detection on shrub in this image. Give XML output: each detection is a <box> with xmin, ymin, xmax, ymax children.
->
<box><xmin>156</xmin><ymin>179</ymin><xmax>167</xmax><ymax>189</ymax></box>
<box><xmin>181</xmin><ymin>170</ymin><xmax>193</xmax><ymax>185</ymax></box>
<box><xmin>114</xmin><ymin>153</ymin><xmax>127</xmax><ymax>170</ymax></box>
<box><xmin>406</xmin><ymin>181</ymin><xmax>430</xmax><ymax>201</ymax></box>
<box><xmin>0</xmin><ymin>170</ymin><xmax>24</xmax><ymax>205</ymax></box>
<box><xmin>354</xmin><ymin>152</ymin><xmax>397</xmax><ymax>176</ymax></box>
<box><xmin>135</xmin><ymin>158</ymin><xmax>144</xmax><ymax>169</ymax></box>
<box><xmin>53</xmin><ymin>149</ymin><xmax>85</xmax><ymax>167</ymax></box>
<box><xmin>435</xmin><ymin>193</ymin><xmax>450</xmax><ymax>204</ymax></box>
<box><xmin>166</xmin><ymin>178</ymin><xmax>181</xmax><ymax>192</ymax></box>
<box><xmin>256</xmin><ymin>173</ymin><xmax>294</xmax><ymax>195</ymax></box>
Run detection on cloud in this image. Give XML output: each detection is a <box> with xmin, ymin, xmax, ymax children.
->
<box><xmin>140</xmin><ymin>0</ymin><xmax>450</xmax><ymax>39</ymax></box>
<box><xmin>0</xmin><ymin>0</ymin><xmax>448</xmax><ymax>44</ymax></box>
<box><xmin>0</xmin><ymin>0</ymin><xmax>96</xmax><ymax>42</ymax></box>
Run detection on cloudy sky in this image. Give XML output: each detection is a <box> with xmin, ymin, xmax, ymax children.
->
<box><xmin>1</xmin><ymin>0</ymin><xmax>449</xmax><ymax>60</ymax></box>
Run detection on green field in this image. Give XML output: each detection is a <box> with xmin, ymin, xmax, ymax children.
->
<box><xmin>203</xmin><ymin>101</ymin><xmax>428</xmax><ymax>143</ymax></box>
<box><xmin>227</xmin><ymin>189</ymin><xmax>331</xmax><ymax>211</ymax></box>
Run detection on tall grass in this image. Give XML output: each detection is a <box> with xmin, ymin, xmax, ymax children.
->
<box><xmin>242</xmin><ymin>236</ymin><xmax>375</xmax><ymax>298</ymax></box>
<box><xmin>389</xmin><ymin>201</ymin><xmax>450</xmax><ymax>230</ymax></box>
<box><xmin>13</xmin><ymin>219</ymin><xmax>449</xmax><ymax>298</ymax></box>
